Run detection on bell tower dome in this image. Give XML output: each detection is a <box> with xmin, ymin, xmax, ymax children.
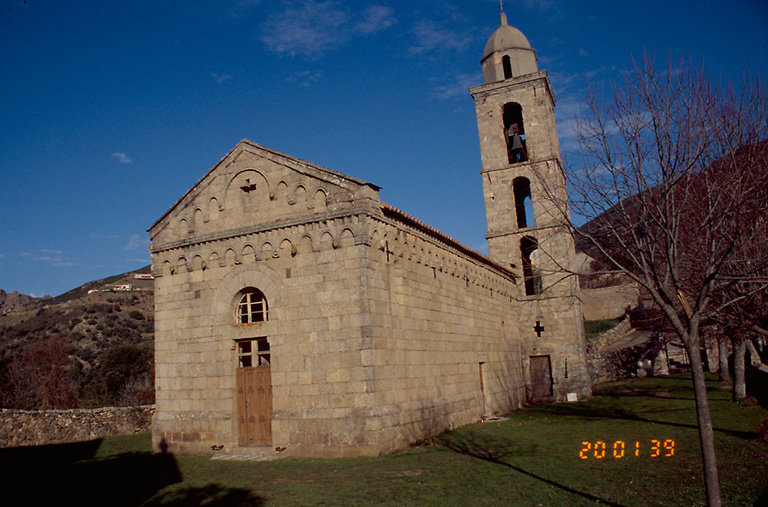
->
<box><xmin>481</xmin><ymin>12</ymin><xmax>538</xmax><ymax>83</ymax></box>
<box><xmin>469</xmin><ymin>10</ymin><xmax>592</xmax><ymax>403</ymax></box>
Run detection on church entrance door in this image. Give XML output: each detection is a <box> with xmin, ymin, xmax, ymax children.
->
<box><xmin>529</xmin><ymin>355</ymin><xmax>553</xmax><ymax>402</ymax></box>
<box><xmin>236</xmin><ymin>338</ymin><xmax>272</xmax><ymax>446</ymax></box>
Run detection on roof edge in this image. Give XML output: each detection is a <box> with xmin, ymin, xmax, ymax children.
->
<box><xmin>148</xmin><ymin>139</ymin><xmax>381</xmax><ymax>233</ymax></box>
<box><xmin>380</xmin><ymin>203</ymin><xmax>517</xmax><ymax>280</ymax></box>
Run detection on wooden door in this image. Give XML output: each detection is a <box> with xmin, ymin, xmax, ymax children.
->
<box><xmin>236</xmin><ymin>366</ymin><xmax>272</xmax><ymax>445</ymax></box>
<box><xmin>529</xmin><ymin>355</ymin><xmax>553</xmax><ymax>402</ymax></box>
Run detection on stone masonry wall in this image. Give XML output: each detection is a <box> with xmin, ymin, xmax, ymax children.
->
<box><xmin>0</xmin><ymin>405</ymin><xmax>154</xmax><ymax>448</ymax></box>
<box><xmin>365</xmin><ymin>217</ymin><xmax>526</xmax><ymax>454</ymax></box>
<box><xmin>586</xmin><ymin>320</ymin><xmax>638</xmax><ymax>384</ymax></box>
<box><xmin>152</xmin><ymin>215</ymin><xmax>373</xmax><ymax>456</ymax></box>
<box><xmin>580</xmin><ymin>285</ymin><xmax>639</xmax><ymax>321</ymax></box>
<box><xmin>470</xmin><ymin>69</ymin><xmax>593</xmax><ymax>404</ymax></box>
<box><xmin>149</xmin><ymin>142</ymin><xmax>384</xmax><ymax>457</ymax></box>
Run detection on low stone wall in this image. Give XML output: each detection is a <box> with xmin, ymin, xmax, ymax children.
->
<box><xmin>586</xmin><ymin>319</ymin><xmax>632</xmax><ymax>354</ymax></box>
<box><xmin>587</xmin><ymin>320</ymin><xmax>642</xmax><ymax>384</ymax></box>
<box><xmin>0</xmin><ymin>405</ymin><xmax>155</xmax><ymax>448</ymax></box>
<box><xmin>580</xmin><ymin>284</ymin><xmax>639</xmax><ymax>321</ymax></box>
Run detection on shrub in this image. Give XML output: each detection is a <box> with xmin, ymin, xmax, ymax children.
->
<box><xmin>82</xmin><ymin>342</ymin><xmax>154</xmax><ymax>404</ymax></box>
<box><xmin>758</xmin><ymin>417</ymin><xmax>768</xmax><ymax>444</ymax></box>
<box><xmin>1</xmin><ymin>337</ymin><xmax>78</xmax><ymax>409</ymax></box>
<box><xmin>128</xmin><ymin>310</ymin><xmax>144</xmax><ymax>321</ymax></box>
<box><xmin>78</xmin><ymin>348</ymin><xmax>95</xmax><ymax>362</ymax></box>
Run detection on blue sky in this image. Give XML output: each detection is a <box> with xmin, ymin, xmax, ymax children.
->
<box><xmin>1</xmin><ymin>0</ymin><xmax>766</xmax><ymax>297</ymax></box>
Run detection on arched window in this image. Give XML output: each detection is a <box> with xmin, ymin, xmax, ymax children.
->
<box><xmin>521</xmin><ymin>236</ymin><xmax>542</xmax><ymax>296</ymax></box>
<box><xmin>502</xmin><ymin>55</ymin><xmax>513</xmax><ymax>79</ymax></box>
<box><xmin>236</xmin><ymin>288</ymin><xmax>268</xmax><ymax>324</ymax></box>
<box><xmin>503</xmin><ymin>103</ymin><xmax>528</xmax><ymax>164</ymax></box>
<box><xmin>513</xmin><ymin>177</ymin><xmax>534</xmax><ymax>228</ymax></box>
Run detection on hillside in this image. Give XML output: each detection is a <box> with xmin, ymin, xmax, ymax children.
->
<box><xmin>0</xmin><ymin>289</ymin><xmax>50</xmax><ymax>316</ymax></box>
<box><xmin>0</xmin><ymin>267</ymin><xmax>155</xmax><ymax>409</ymax></box>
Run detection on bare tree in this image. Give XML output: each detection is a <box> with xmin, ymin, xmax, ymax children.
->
<box><xmin>709</xmin><ymin>178</ymin><xmax>768</xmax><ymax>399</ymax></box>
<box><xmin>556</xmin><ymin>55</ymin><xmax>767</xmax><ymax>507</ymax></box>
<box><xmin>2</xmin><ymin>337</ymin><xmax>78</xmax><ymax>410</ymax></box>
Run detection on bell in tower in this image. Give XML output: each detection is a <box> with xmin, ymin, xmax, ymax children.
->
<box><xmin>469</xmin><ymin>9</ymin><xmax>592</xmax><ymax>403</ymax></box>
<box><xmin>469</xmin><ymin>9</ymin><xmax>567</xmax><ymax>286</ymax></box>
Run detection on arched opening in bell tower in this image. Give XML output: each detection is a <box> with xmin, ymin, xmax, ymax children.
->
<box><xmin>502</xmin><ymin>55</ymin><xmax>513</xmax><ymax>79</ymax></box>
<box><xmin>503</xmin><ymin>103</ymin><xmax>528</xmax><ymax>164</ymax></box>
<box><xmin>520</xmin><ymin>236</ymin><xmax>542</xmax><ymax>296</ymax></box>
<box><xmin>512</xmin><ymin>177</ymin><xmax>534</xmax><ymax>228</ymax></box>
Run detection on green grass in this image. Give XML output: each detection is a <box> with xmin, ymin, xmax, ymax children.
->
<box><xmin>2</xmin><ymin>376</ymin><xmax>766</xmax><ymax>506</ymax></box>
<box><xmin>584</xmin><ymin>318</ymin><xmax>622</xmax><ymax>340</ymax></box>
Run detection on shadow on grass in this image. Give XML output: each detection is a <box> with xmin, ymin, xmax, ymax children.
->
<box><xmin>757</xmin><ymin>486</ymin><xmax>768</xmax><ymax>507</ymax></box>
<box><xmin>438</xmin><ymin>431</ymin><xmax>627</xmax><ymax>507</ymax></box>
<box><xmin>528</xmin><ymin>396</ymin><xmax>757</xmax><ymax>441</ymax></box>
<box><xmin>0</xmin><ymin>439</ymin><xmax>182</xmax><ymax>506</ymax></box>
<box><xmin>144</xmin><ymin>484</ymin><xmax>264</xmax><ymax>506</ymax></box>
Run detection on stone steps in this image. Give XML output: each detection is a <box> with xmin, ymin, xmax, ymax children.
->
<box><xmin>210</xmin><ymin>445</ymin><xmax>285</xmax><ymax>461</ymax></box>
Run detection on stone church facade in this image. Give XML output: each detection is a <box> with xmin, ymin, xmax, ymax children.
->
<box><xmin>149</xmin><ymin>13</ymin><xmax>591</xmax><ymax>457</ymax></box>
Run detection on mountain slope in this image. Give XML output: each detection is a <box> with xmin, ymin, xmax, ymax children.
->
<box><xmin>0</xmin><ymin>266</ymin><xmax>155</xmax><ymax>409</ymax></box>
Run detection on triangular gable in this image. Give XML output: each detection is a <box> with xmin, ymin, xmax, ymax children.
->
<box><xmin>149</xmin><ymin>139</ymin><xmax>381</xmax><ymax>237</ymax></box>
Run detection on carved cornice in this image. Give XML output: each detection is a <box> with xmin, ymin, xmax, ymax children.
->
<box><xmin>150</xmin><ymin>201</ymin><xmax>381</xmax><ymax>254</ymax></box>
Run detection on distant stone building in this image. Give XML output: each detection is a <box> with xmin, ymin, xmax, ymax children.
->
<box><xmin>149</xmin><ymin>13</ymin><xmax>591</xmax><ymax>457</ymax></box>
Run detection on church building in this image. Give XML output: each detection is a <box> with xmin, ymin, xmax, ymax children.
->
<box><xmin>149</xmin><ymin>12</ymin><xmax>591</xmax><ymax>458</ymax></box>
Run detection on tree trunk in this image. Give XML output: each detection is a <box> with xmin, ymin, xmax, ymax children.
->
<box><xmin>686</xmin><ymin>339</ymin><xmax>722</xmax><ymax>506</ymax></box>
<box><xmin>733</xmin><ymin>338</ymin><xmax>747</xmax><ymax>400</ymax></box>
<box><xmin>718</xmin><ymin>337</ymin><xmax>730</xmax><ymax>382</ymax></box>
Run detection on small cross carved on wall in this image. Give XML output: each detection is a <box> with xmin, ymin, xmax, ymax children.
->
<box><xmin>534</xmin><ymin>320</ymin><xmax>545</xmax><ymax>337</ymax></box>
<box><xmin>240</xmin><ymin>179</ymin><xmax>257</xmax><ymax>192</ymax></box>
<box><xmin>383</xmin><ymin>240</ymin><xmax>394</xmax><ymax>262</ymax></box>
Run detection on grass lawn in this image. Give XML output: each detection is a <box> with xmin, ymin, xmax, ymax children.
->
<box><xmin>2</xmin><ymin>375</ymin><xmax>766</xmax><ymax>506</ymax></box>
<box><xmin>584</xmin><ymin>318</ymin><xmax>622</xmax><ymax>340</ymax></box>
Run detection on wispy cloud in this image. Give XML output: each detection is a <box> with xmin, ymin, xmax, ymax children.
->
<box><xmin>354</xmin><ymin>5</ymin><xmax>395</xmax><ymax>34</ymax></box>
<box><xmin>261</xmin><ymin>1</ymin><xmax>351</xmax><ymax>57</ymax></box>
<box><xmin>260</xmin><ymin>1</ymin><xmax>395</xmax><ymax>57</ymax></box>
<box><xmin>88</xmin><ymin>233</ymin><xmax>148</xmax><ymax>251</ymax></box>
<box><xmin>433</xmin><ymin>73</ymin><xmax>478</xmax><ymax>100</ymax></box>
<box><xmin>229</xmin><ymin>0</ymin><xmax>262</xmax><ymax>18</ymax></box>
<box><xmin>210</xmin><ymin>73</ymin><xmax>232</xmax><ymax>85</ymax></box>
<box><xmin>123</xmin><ymin>233</ymin><xmax>149</xmax><ymax>251</ymax></box>
<box><xmin>409</xmin><ymin>20</ymin><xmax>472</xmax><ymax>55</ymax></box>
<box><xmin>509</xmin><ymin>0</ymin><xmax>554</xmax><ymax>11</ymax></box>
<box><xmin>111</xmin><ymin>152</ymin><xmax>133</xmax><ymax>164</ymax></box>
<box><xmin>286</xmin><ymin>69</ymin><xmax>325</xmax><ymax>87</ymax></box>
<box><xmin>89</xmin><ymin>233</ymin><xmax>121</xmax><ymax>241</ymax></box>
<box><xmin>554</xmin><ymin>95</ymin><xmax>585</xmax><ymax>154</ymax></box>
<box><xmin>21</xmin><ymin>249</ymin><xmax>78</xmax><ymax>267</ymax></box>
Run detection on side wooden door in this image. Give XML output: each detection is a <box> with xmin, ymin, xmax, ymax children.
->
<box><xmin>236</xmin><ymin>365</ymin><xmax>272</xmax><ymax>445</ymax></box>
<box><xmin>529</xmin><ymin>355</ymin><xmax>553</xmax><ymax>402</ymax></box>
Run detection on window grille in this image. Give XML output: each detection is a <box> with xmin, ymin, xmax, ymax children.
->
<box><xmin>237</xmin><ymin>338</ymin><xmax>271</xmax><ymax>367</ymax></box>
<box><xmin>236</xmin><ymin>289</ymin><xmax>268</xmax><ymax>324</ymax></box>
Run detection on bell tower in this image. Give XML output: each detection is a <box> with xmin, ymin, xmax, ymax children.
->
<box><xmin>469</xmin><ymin>10</ymin><xmax>591</xmax><ymax>402</ymax></box>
